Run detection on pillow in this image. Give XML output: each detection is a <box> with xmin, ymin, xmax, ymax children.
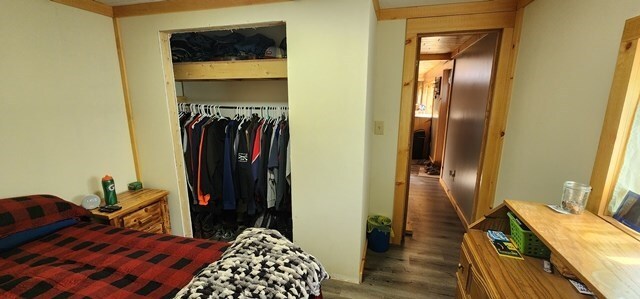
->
<box><xmin>0</xmin><ymin>194</ymin><xmax>90</xmax><ymax>238</ymax></box>
<box><xmin>0</xmin><ymin>218</ymin><xmax>78</xmax><ymax>251</ymax></box>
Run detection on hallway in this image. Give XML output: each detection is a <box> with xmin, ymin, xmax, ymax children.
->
<box><xmin>322</xmin><ymin>167</ymin><xmax>466</xmax><ymax>298</ymax></box>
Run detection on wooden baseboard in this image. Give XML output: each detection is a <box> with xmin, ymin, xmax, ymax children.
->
<box><xmin>439</xmin><ymin>178</ymin><xmax>470</xmax><ymax>230</ymax></box>
<box><xmin>359</xmin><ymin>238</ymin><xmax>368</xmax><ymax>283</ymax></box>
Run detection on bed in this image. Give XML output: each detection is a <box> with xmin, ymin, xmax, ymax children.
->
<box><xmin>0</xmin><ymin>194</ymin><xmax>327</xmax><ymax>298</ymax></box>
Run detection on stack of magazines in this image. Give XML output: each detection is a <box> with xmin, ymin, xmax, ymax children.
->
<box><xmin>487</xmin><ymin>230</ymin><xmax>523</xmax><ymax>260</ymax></box>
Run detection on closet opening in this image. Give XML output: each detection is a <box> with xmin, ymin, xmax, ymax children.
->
<box><xmin>405</xmin><ymin>31</ymin><xmax>501</xmax><ymax>238</ymax></box>
<box><xmin>159</xmin><ymin>22</ymin><xmax>292</xmax><ymax>242</ymax></box>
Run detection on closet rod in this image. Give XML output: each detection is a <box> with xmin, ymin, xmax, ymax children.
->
<box><xmin>182</xmin><ymin>104</ymin><xmax>287</xmax><ymax>110</ymax></box>
<box><xmin>216</xmin><ymin>105</ymin><xmax>287</xmax><ymax>110</ymax></box>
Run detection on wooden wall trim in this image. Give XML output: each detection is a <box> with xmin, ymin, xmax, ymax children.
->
<box><xmin>378</xmin><ymin>0</ymin><xmax>516</xmax><ymax>21</ymax></box>
<box><xmin>391</xmin><ymin>10</ymin><xmax>521</xmax><ymax>245</ymax></box>
<box><xmin>51</xmin><ymin>0</ymin><xmax>113</xmax><ymax>17</ymax></box>
<box><xmin>419</xmin><ymin>53</ymin><xmax>452</xmax><ymax>60</ymax></box>
<box><xmin>372</xmin><ymin>0</ymin><xmax>380</xmax><ymax>20</ymax></box>
<box><xmin>113</xmin><ymin>18</ymin><xmax>141</xmax><ymax>181</ymax></box>
<box><xmin>451</xmin><ymin>34</ymin><xmax>486</xmax><ymax>58</ymax></box>
<box><xmin>113</xmin><ymin>0</ymin><xmax>293</xmax><ymax>18</ymax></box>
<box><xmin>588</xmin><ymin>15</ymin><xmax>640</xmax><ymax>215</ymax></box>
<box><xmin>473</xmin><ymin>7</ymin><xmax>527</xmax><ymax>222</ymax></box>
<box><xmin>406</xmin><ymin>12</ymin><xmax>516</xmax><ymax>36</ymax></box>
<box><xmin>517</xmin><ymin>0</ymin><xmax>535</xmax><ymax>9</ymax></box>
<box><xmin>623</xmin><ymin>15</ymin><xmax>640</xmax><ymax>42</ymax></box>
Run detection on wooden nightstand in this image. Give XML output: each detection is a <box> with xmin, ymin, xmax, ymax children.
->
<box><xmin>90</xmin><ymin>189</ymin><xmax>171</xmax><ymax>234</ymax></box>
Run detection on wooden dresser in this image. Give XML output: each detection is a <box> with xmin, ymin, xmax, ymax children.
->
<box><xmin>457</xmin><ymin>200</ymin><xmax>640</xmax><ymax>298</ymax></box>
<box><xmin>90</xmin><ymin>189</ymin><xmax>171</xmax><ymax>234</ymax></box>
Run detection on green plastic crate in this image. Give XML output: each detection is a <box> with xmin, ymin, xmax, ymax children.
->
<box><xmin>507</xmin><ymin>212</ymin><xmax>551</xmax><ymax>258</ymax></box>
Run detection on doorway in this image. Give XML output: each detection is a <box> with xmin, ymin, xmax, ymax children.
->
<box><xmin>391</xmin><ymin>13</ymin><xmax>522</xmax><ymax>245</ymax></box>
<box><xmin>405</xmin><ymin>32</ymin><xmax>500</xmax><ymax>237</ymax></box>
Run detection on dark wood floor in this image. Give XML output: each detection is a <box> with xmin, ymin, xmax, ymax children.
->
<box><xmin>322</xmin><ymin>165</ymin><xmax>466</xmax><ymax>298</ymax></box>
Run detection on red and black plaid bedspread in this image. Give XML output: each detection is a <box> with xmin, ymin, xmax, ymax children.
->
<box><xmin>0</xmin><ymin>222</ymin><xmax>228</xmax><ymax>298</ymax></box>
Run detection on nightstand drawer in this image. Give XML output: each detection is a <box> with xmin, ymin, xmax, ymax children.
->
<box><xmin>140</xmin><ymin>223</ymin><xmax>164</xmax><ymax>234</ymax></box>
<box><xmin>122</xmin><ymin>202</ymin><xmax>162</xmax><ymax>230</ymax></box>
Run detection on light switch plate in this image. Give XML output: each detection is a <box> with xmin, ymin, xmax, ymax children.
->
<box><xmin>374</xmin><ymin>121</ymin><xmax>384</xmax><ymax>135</ymax></box>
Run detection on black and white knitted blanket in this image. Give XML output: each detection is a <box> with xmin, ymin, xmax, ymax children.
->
<box><xmin>175</xmin><ymin>228</ymin><xmax>329</xmax><ymax>299</ymax></box>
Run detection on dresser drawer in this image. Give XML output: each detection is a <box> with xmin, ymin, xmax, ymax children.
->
<box><xmin>122</xmin><ymin>202</ymin><xmax>163</xmax><ymax>230</ymax></box>
<box><xmin>458</xmin><ymin>237</ymin><xmax>472</xmax><ymax>290</ymax></box>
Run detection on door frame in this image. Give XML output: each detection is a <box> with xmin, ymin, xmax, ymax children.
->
<box><xmin>391</xmin><ymin>10</ymin><xmax>526</xmax><ymax>244</ymax></box>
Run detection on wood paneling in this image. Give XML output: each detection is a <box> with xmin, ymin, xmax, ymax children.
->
<box><xmin>505</xmin><ymin>200</ymin><xmax>640</xmax><ymax>299</ymax></box>
<box><xmin>113</xmin><ymin>18</ymin><xmax>141</xmax><ymax>181</ymax></box>
<box><xmin>113</xmin><ymin>0</ymin><xmax>292</xmax><ymax>17</ymax></box>
<box><xmin>173</xmin><ymin>59</ymin><xmax>288</xmax><ymax>81</ymax></box>
<box><xmin>51</xmin><ymin>0</ymin><xmax>114</xmax><ymax>17</ymax></box>
<box><xmin>392</xmin><ymin>9</ymin><xmax>522</xmax><ymax>245</ymax></box>
<box><xmin>588</xmin><ymin>15</ymin><xmax>640</xmax><ymax>215</ymax></box>
<box><xmin>421</xmin><ymin>35</ymin><xmax>475</xmax><ymax>54</ymax></box>
<box><xmin>378</xmin><ymin>0</ymin><xmax>517</xmax><ymax>20</ymax></box>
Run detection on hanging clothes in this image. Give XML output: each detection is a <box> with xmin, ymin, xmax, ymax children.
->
<box><xmin>178</xmin><ymin>104</ymin><xmax>292</xmax><ymax>241</ymax></box>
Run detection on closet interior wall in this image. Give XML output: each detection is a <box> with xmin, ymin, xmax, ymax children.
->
<box><xmin>171</xmin><ymin>24</ymin><xmax>291</xmax><ymax>241</ymax></box>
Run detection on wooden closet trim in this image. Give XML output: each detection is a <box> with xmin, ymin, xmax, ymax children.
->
<box><xmin>51</xmin><ymin>0</ymin><xmax>114</xmax><ymax>17</ymax></box>
<box><xmin>391</xmin><ymin>8</ymin><xmax>527</xmax><ymax>245</ymax></box>
<box><xmin>113</xmin><ymin>0</ymin><xmax>293</xmax><ymax>18</ymax></box>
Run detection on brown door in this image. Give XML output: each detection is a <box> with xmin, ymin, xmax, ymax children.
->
<box><xmin>441</xmin><ymin>32</ymin><xmax>500</xmax><ymax>222</ymax></box>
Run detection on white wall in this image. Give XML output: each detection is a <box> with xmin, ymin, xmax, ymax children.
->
<box><xmin>368</xmin><ymin>20</ymin><xmax>406</xmax><ymax>218</ymax></box>
<box><xmin>361</xmin><ymin>0</ymin><xmax>377</xmax><ymax>267</ymax></box>
<box><xmin>494</xmin><ymin>0</ymin><xmax>640</xmax><ymax>206</ymax></box>
<box><xmin>119</xmin><ymin>0</ymin><xmax>375</xmax><ymax>282</ymax></box>
<box><xmin>0</xmin><ymin>0</ymin><xmax>135</xmax><ymax>203</ymax></box>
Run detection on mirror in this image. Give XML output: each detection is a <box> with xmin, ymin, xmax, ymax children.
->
<box><xmin>589</xmin><ymin>14</ymin><xmax>640</xmax><ymax>235</ymax></box>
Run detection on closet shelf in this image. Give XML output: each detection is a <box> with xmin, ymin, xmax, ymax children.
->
<box><xmin>173</xmin><ymin>58</ymin><xmax>287</xmax><ymax>81</ymax></box>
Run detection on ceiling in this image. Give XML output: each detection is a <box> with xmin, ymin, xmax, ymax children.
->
<box><xmin>417</xmin><ymin>33</ymin><xmax>480</xmax><ymax>79</ymax></box>
<box><xmin>98</xmin><ymin>0</ymin><xmax>490</xmax><ymax>8</ymax></box>
<box><xmin>418</xmin><ymin>60</ymin><xmax>446</xmax><ymax>78</ymax></box>
<box><xmin>378</xmin><ymin>0</ymin><xmax>487</xmax><ymax>9</ymax></box>
<box><xmin>420</xmin><ymin>34</ymin><xmax>476</xmax><ymax>54</ymax></box>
